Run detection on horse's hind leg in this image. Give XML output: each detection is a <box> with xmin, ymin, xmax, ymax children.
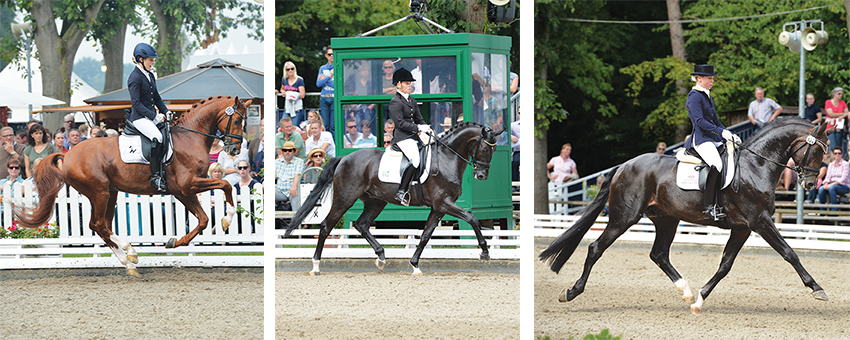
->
<box><xmin>351</xmin><ymin>199</ymin><xmax>388</xmax><ymax>271</ymax></box>
<box><xmin>105</xmin><ymin>190</ymin><xmax>138</xmax><ymax>264</ymax></box>
<box><xmin>647</xmin><ymin>216</ymin><xmax>693</xmax><ymax>303</ymax></box>
<box><xmin>409</xmin><ymin>210</ymin><xmax>445</xmax><ymax>275</ymax></box>
<box><xmin>86</xmin><ymin>190</ymin><xmax>139</xmax><ymax>277</ymax></box>
<box><xmin>309</xmin><ymin>193</ymin><xmax>362</xmax><ymax>275</ymax></box>
<box><xmin>691</xmin><ymin>228</ymin><xmax>750</xmax><ymax>314</ymax></box>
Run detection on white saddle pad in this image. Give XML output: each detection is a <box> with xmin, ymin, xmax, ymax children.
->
<box><xmin>118</xmin><ymin>135</ymin><xmax>174</xmax><ymax>165</ymax></box>
<box><xmin>676</xmin><ymin>141</ymin><xmax>735</xmax><ymax>191</ymax></box>
<box><xmin>378</xmin><ymin>147</ymin><xmax>432</xmax><ymax>184</ymax></box>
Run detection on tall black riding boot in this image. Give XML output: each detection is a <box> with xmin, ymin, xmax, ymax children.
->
<box><xmin>149</xmin><ymin>140</ymin><xmax>168</xmax><ymax>193</ymax></box>
<box><xmin>703</xmin><ymin>165</ymin><xmax>726</xmax><ymax>221</ymax></box>
<box><xmin>395</xmin><ymin>165</ymin><xmax>417</xmax><ymax>206</ymax></box>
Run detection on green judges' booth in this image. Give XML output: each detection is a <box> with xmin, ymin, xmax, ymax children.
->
<box><xmin>331</xmin><ymin>33</ymin><xmax>513</xmax><ymax>230</ymax></box>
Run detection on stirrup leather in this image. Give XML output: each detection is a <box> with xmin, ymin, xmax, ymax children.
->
<box><xmin>703</xmin><ymin>204</ymin><xmax>726</xmax><ymax>221</ymax></box>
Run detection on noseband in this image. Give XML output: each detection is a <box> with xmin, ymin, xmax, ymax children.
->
<box><xmin>172</xmin><ymin>103</ymin><xmax>246</xmax><ymax>148</ymax></box>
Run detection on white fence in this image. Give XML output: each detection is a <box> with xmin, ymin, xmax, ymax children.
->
<box><xmin>534</xmin><ymin>214</ymin><xmax>850</xmax><ymax>252</ymax></box>
<box><xmin>273</xmin><ymin>227</ymin><xmax>520</xmax><ymax>260</ymax></box>
<box><xmin>0</xmin><ymin>182</ymin><xmax>263</xmax><ymax>269</ymax></box>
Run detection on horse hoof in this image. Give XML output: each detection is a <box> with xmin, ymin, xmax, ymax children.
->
<box><xmin>558</xmin><ymin>289</ymin><xmax>569</xmax><ymax>302</ymax></box>
<box><xmin>683</xmin><ymin>295</ymin><xmax>694</xmax><ymax>304</ymax></box>
<box><xmin>480</xmin><ymin>253</ymin><xmax>490</xmax><ymax>261</ymax></box>
<box><xmin>812</xmin><ymin>289</ymin><xmax>828</xmax><ymax>301</ymax></box>
<box><xmin>221</xmin><ymin>218</ymin><xmax>230</xmax><ymax>232</ymax></box>
<box><xmin>165</xmin><ymin>238</ymin><xmax>177</xmax><ymax>249</ymax></box>
<box><xmin>127</xmin><ymin>254</ymin><xmax>139</xmax><ymax>264</ymax></box>
<box><xmin>126</xmin><ymin>268</ymin><xmax>140</xmax><ymax>278</ymax></box>
<box><xmin>375</xmin><ymin>259</ymin><xmax>386</xmax><ymax>271</ymax></box>
<box><xmin>690</xmin><ymin>305</ymin><xmax>702</xmax><ymax>315</ymax></box>
<box><xmin>309</xmin><ymin>271</ymin><xmax>320</xmax><ymax>276</ymax></box>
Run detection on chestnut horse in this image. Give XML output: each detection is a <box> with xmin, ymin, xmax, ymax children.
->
<box><xmin>15</xmin><ymin>96</ymin><xmax>252</xmax><ymax>277</ymax></box>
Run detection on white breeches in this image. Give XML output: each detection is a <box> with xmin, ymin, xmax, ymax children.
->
<box><xmin>132</xmin><ymin>118</ymin><xmax>162</xmax><ymax>143</ymax></box>
<box><xmin>396</xmin><ymin>138</ymin><xmax>420</xmax><ymax>168</ymax></box>
<box><xmin>695</xmin><ymin>141</ymin><xmax>722</xmax><ymax>171</ymax></box>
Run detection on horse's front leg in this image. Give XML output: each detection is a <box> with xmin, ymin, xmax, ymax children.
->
<box><xmin>410</xmin><ymin>210</ymin><xmax>446</xmax><ymax>275</ymax></box>
<box><xmin>188</xmin><ymin>177</ymin><xmax>237</xmax><ymax>231</ymax></box>
<box><xmin>439</xmin><ymin>201</ymin><xmax>489</xmax><ymax>261</ymax></box>
<box><xmin>692</xmin><ymin>228</ymin><xmax>750</xmax><ymax>315</ymax></box>
<box><xmin>752</xmin><ymin>218</ymin><xmax>828</xmax><ymax>301</ymax></box>
<box><xmin>167</xmin><ymin>193</ymin><xmax>209</xmax><ymax>248</ymax></box>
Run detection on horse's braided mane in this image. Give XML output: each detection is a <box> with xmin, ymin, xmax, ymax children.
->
<box><xmin>174</xmin><ymin>95</ymin><xmax>233</xmax><ymax>125</ymax></box>
<box><xmin>442</xmin><ymin>121</ymin><xmax>490</xmax><ymax>138</ymax></box>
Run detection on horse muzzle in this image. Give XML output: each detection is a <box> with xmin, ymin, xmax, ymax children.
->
<box><xmin>474</xmin><ymin>169</ymin><xmax>489</xmax><ymax>181</ymax></box>
<box><xmin>225</xmin><ymin>144</ymin><xmax>240</xmax><ymax>156</ymax></box>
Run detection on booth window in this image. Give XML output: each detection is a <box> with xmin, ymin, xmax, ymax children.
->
<box><xmin>471</xmin><ymin>52</ymin><xmax>509</xmax><ymax>145</ymax></box>
<box><xmin>342</xmin><ymin>57</ymin><xmax>458</xmax><ymax>97</ymax></box>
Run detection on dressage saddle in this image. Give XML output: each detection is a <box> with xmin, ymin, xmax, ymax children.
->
<box><xmin>682</xmin><ymin>144</ymin><xmax>729</xmax><ymax>192</ymax></box>
<box><xmin>122</xmin><ymin>120</ymin><xmax>172</xmax><ymax>164</ymax></box>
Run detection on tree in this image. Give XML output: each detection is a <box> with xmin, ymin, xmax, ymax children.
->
<box><xmin>89</xmin><ymin>0</ymin><xmax>143</xmax><ymax>93</ymax></box>
<box><xmin>147</xmin><ymin>0</ymin><xmax>263</xmax><ymax>76</ymax></box>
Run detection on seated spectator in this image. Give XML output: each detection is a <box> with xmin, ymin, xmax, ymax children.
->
<box><xmin>234</xmin><ymin>160</ymin><xmax>260</xmax><ymax>195</ymax></box>
<box><xmin>94</xmin><ymin>130</ymin><xmax>108</xmax><ymax>138</ymax></box>
<box><xmin>343</xmin><ymin>118</ymin><xmax>361</xmax><ymax>148</ymax></box>
<box><xmin>275</xmin><ymin>141</ymin><xmax>304</xmax><ymax>211</ymax></box>
<box><xmin>66</xmin><ymin>129</ymin><xmax>82</xmax><ymax>151</ymax></box>
<box><xmin>656</xmin><ymin>142</ymin><xmax>667</xmax><ymax>154</ymax></box>
<box><xmin>353</xmin><ymin>120</ymin><xmax>377</xmax><ymax>148</ymax></box>
<box><xmin>15</xmin><ymin>129</ymin><xmax>27</xmax><ymax>146</ymax></box>
<box><xmin>302</xmin><ymin>148</ymin><xmax>326</xmax><ymax>184</ymax></box>
<box><xmin>383</xmin><ymin>134</ymin><xmax>393</xmax><ymax>148</ymax></box>
<box><xmin>217</xmin><ymin>143</ymin><xmax>249</xmax><ymax>186</ymax></box>
<box><xmin>53</xmin><ymin>131</ymin><xmax>67</xmax><ymax>154</ymax></box>
<box><xmin>304</xmin><ymin>121</ymin><xmax>335</xmax><ymax>158</ymax></box>
<box><xmin>209</xmin><ymin>141</ymin><xmax>223</xmax><ymax>164</ymax></box>
<box><xmin>0</xmin><ymin>158</ymin><xmax>25</xmax><ymax>199</ymax></box>
<box><xmin>90</xmin><ymin>126</ymin><xmax>102</xmax><ymax>139</ymax></box>
<box><xmin>548</xmin><ymin>143</ymin><xmax>579</xmax><ymax>184</ymax></box>
<box><xmin>806</xmin><ymin>152</ymin><xmax>829</xmax><ymax>203</ymax></box>
<box><xmin>251</xmin><ymin>137</ymin><xmax>264</xmax><ymax>183</ymax></box>
<box><xmin>384</xmin><ymin>118</ymin><xmax>395</xmax><ymax>137</ymax></box>
<box><xmin>817</xmin><ymin>147</ymin><xmax>850</xmax><ymax>210</ymax></box>
<box><xmin>23</xmin><ymin>123</ymin><xmax>57</xmax><ymax>179</ymax></box>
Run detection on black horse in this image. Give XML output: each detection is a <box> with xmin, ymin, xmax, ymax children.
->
<box><xmin>285</xmin><ymin>122</ymin><xmax>501</xmax><ymax>275</ymax></box>
<box><xmin>540</xmin><ymin>118</ymin><xmax>831</xmax><ymax>314</ymax></box>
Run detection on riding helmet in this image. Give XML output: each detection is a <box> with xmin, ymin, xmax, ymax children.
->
<box><xmin>392</xmin><ymin>68</ymin><xmax>416</xmax><ymax>85</ymax></box>
<box><xmin>133</xmin><ymin>43</ymin><xmax>158</xmax><ymax>62</ymax></box>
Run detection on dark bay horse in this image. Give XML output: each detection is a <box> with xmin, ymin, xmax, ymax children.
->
<box><xmin>15</xmin><ymin>96</ymin><xmax>253</xmax><ymax>277</ymax></box>
<box><xmin>540</xmin><ymin>118</ymin><xmax>831</xmax><ymax>314</ymax></box>
<box><xmin>285</xmin><ymin>122</ymin><xmax>501</xmax><ymax>275</ymax></box>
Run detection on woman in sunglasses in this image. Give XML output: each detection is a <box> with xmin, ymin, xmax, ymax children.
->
<box><xmin>302</xmin><ymin>148</ymin><xmax>326</xmax><ymax>184</ymax></box>
<box><xmin>0</xmin><ymin>158</ymin><xmax>25</xmax><ymax>199</ymax></box>
<box><xmin>281</xmin><ymin>61</ymin><xmax>306</xmax><ymax>126</ymax></box>
<box><xmin>817</xmin><ymin>146</ymin><xmax>850</xmax><ymax>210</ymax></box>
<box><xmin>234</xmin><ymin>160</ymin><xmax>260</xmax><ymax>196</ymax></box>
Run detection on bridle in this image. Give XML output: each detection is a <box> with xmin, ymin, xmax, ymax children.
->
<box><xmin>429</xmin><ymin>126</ymin><xmax>499</xmax><ymax>171</ymax></box>
<box><xmin>172</xmin><ymin>102</ymin><xmax>246</xmax><ymax>149</ymax></box>
<box><xmin>740</xmin><ymin>125</ymin><xmax>827</xmax><ymax>183</ymax></box>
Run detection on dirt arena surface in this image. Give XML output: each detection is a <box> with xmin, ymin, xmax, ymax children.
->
<box><xmin>276</xmin><ymin>269</ymin><xmax>520</xmax><ymax>339</ymax></box>
<box><xmin>0</xmin><ymin>269</ymin><xmax>262</xmax><ymax>339</ymax></box>
<box><xmin>535</xmin><ymin>241</ymin><xmax>850</xmax><ymax>340</ymax></box>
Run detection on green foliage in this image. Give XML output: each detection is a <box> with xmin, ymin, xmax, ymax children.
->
<box><xmin>620</xmin><ymin>56</ymin><xmax>692</xmax><ymax>138</ymax></box>
<box><xmin>536</xmin><ymin>329</ymin><xmax>622</xmax><ymax>340</ymax></box>
<box><xmin>0</xmin><ymin>221</ymin><xmax>59</xmax><ymax>239</ymax></box>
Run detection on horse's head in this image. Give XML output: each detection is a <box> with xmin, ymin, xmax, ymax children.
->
<box><xmin>470</xmin><ymin>125</ymin><xmax>502</xmax><ymax>181</ymax></box>
<box><xmin>790</xmin><ymin>123</ymin><xmax>830</xmax><ymax>190</ymax></box>
<box><xmin>216</xmin><ymin>97</ymin><xmax>254</xmax><ymax>156</ymax></box>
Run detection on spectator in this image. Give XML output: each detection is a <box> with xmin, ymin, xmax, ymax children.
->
<box><xmin>216</xmin><ymin>143</ymin><xmax>249</xmax><ymax>186</ymax></box>
<box><xmin>78</xmin><ymin>124</ymin><xmax>90</xmax><ymax>141</ymax></box>
<box><xmin>548</xmin><ymin>143</ymin><xmax>578</xmax><ymax>184</ymax></box>
<box><xmin>234</xmin><ymin>160</ymin><xmax>260</xmax><ymax>196</ymax></box>
<box><xmin>383</xmin><ymin>134</ymin><xmax>392</xmax><ymax>148</ymax></box>
<box><xmin>343</xmin><ymin>118</ymin><xmax>361</xmax><ymax>148</ymax></box>
<box><xmin>15</xmin><ymin>129</ymin><xmax>27</xmax><ymax>146</ymax></box>
<box><xmin>817</xmin><ymin>147</ymin><xmax>850</xmax><ymax>210</ymax></box>
<box><xmin>281</xmin><ymin>60</ymin><xmax>306</xmax><ymax>126</ymax></box>
<box><xmin>66</xmin><ymin>129</ymin><xmax>82</xmax><ymax>151</ymax></box>
<box><xmin>26</xmin><ymin>119</ymin><xmax>39</xmax><ymax>130</ymax></box>
<box><xmin>804</xmin><ymin>93</ymin><xmax>823</xmax><ymax>125</ymax></box>
<box><xmin>248</xmin><ymin>125</ymin><xmax>263</xmax><ymax>176</ymax></box>
<box><xmin>0</xmin><ymin>158</ymin><xmax>25</xmax><ymax>198</ymax></box>
<box><xmin>384</xmin><ymin>118</ymin><xmax>395</xmax><ymax>137</ymax></box>
<box><xmin>354</xmin><ymin>119</ymin><xmax>377</xmax><ymax>148</ymax></box>
<box><xmin>209</xmin><ymin>162</ymin><xmax>225</xmax><ymax>180</ymax></box>
<box><xmin>251</xmin><ymin>137</ymin><xmax>264</xmax><ymax>183</ymax></box>
<box><xmin>299</xmin><ymin>110</ymin><xmax>321</xmax><ymax>132</ymax></box>
<box><xmin>22</xmin><ymin>123</ymin><xmax>57</xmax><ymax>179</ymax></box>
<box><xmin>275</xmin><ymin>141</ymin><xmax>304</xmax><ymax>211</ymax></box>
<box><xmin>656</xmin><ymin>142</ymin><xmax>667</xmax><ymax>154</ymax></box>
<box><xmin>90</xmin><ymin>125</ymin><xmax>102</xmax><ymax>138</ymax></box>
<box><xmin>381</xmin><ymin>59</ymin><xmax>396</xmax><ymax>95</ymax></box>
<box><xmin>0</xmin><ymin>127</ymin><xmax>25</xmax><ymax>180</ymax></box>
<box><xmin>304</xmin><ymin>120</ymin><xmax>335</xmax><ymax>158</ymax></box>
<box><xmin>510</xmin><ymin>107</ymin><xmax>521</xmax><ymax>182</ymax></box>
<box><xmin>302</xmin><ymin>148</ymin><xmax>326</xmax><ymax>184</ymax></box>
<box><xmin>316</xmin><ymin>46</ymin><xmax>335</xmax><ymax>135</ymax></box>
<box><xmin>62</xmin><ymin>114</ymin><xmax>75</xmax><ymax>148</ymax></box>
<box><xmin>825</xmin><ymin>87</ymin><xmax>849</xmax><ymax>158</ymax></box>
<box><xmin>209</xmin><ymin>141</ymin><xmax>223</xmax><ymax>164</ymax></box>
<box><xmin>53</xmin><ymin>131</ymin><xmax>67</xmax><ymax>154</ymax></box>
<box><xmin>806</xmin><ymin>152</ymin><xmax>829</xmax><ymax>203</ymax></box>
<box><xmin>275</xmin><ymin>116</ymin><xmax>305</xmax><ymax>160</ymax></box>
<box><xmin>747</xmin><ymin>87</ymin><xmax>782</xmax><ymax>131</ymax></box>
<box><xmin>510</xmin><ymin>71</ymin><xmax>519</xmax><ymax>94</ymax></box>
<box><xmin>94</xmin><ymin>130</ymin><xmax>108</xmax><ymax>138</ymax></box>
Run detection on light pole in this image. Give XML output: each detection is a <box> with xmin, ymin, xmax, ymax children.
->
<box><xmin>778</xmin><ymin>20</ymin><xmax>828</xmax><ymax>224</ymax></box>
<box><xmin>11</xmin><ymin>23</ymin><xmax>33</xmax><ymax>122</ymax></box>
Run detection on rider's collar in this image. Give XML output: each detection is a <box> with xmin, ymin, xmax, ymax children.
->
<box><xmin>135</xmin><ymin>63</ymin><xmax>152</xmax><ymax>81</ymax></box>
<box><xmin>399</xmin><ymin>92</ymin><xmax>410</xmax><ymax>101</ymax></box>
<box><xmin>693</xmin><ymin>84</ymin><xmax>710</xmax><ymax>96</ymax></box>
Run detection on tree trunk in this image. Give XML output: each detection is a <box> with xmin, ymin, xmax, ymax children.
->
<box><xmin>845</xmin><ymin>0</ymin><xmax>850</xmax><ymax>44</ymax></box>
<box><xmin>534</xmin><ymin>62</ymin><xmax>550</xmax><ymax>213</ymax></box>
<box><xmin>149</xmin><ymin>0</ymin><xmax>183</xmax><ymax>76</ymax></box>
<box><xmin>31</xmin><ymin>0</ymin><xmax>105</xmax><ymax>132</ymax></box>
<box><xmin>667</xmin><ymin>0</ymin><xmax>689</xmax><ymax>142</ymax></box>
<box><xmin>102</xmin><ymin>23</ymin><xmax>126</xmax><ymax>93</ymax></box>
<box><xmin>463</xmin><ymin>0</ymin><xmax>486</xmax><ymax>34</ymax></box>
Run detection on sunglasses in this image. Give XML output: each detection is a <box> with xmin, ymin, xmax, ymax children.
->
<box><xmin>286</xmin><ymin>68</ymin><xmax>294</xmax><ymax>71</ymax></box>
<box><xmin>282</xmin><ymin>149</ymin><xmax>295</xmax><ymax>153</ymax></box>
<box><xmin>326</xmin><ymin>53</ymin><xmax>333</xmax><ymax>56</ymax></box>
<box><xmin>383</xmin><ymin>66</ymin><xmax>393</xmax><ymax>69</ymax></box>
<box><xmin>7</xmin><ymin>166</ymin><xmax>19</xmax><ymax>170</ymax></box>
<box><xmin>312</xmin><ymin>154</ymin><xmax>324</xmax><ymax>158</ymax></box>
<box><xmin>237</xmin><ymin>166</ymin><xmax>249</xmax><ymax>170</ymax></box>
<box><xmin>64</xmin><ymin>121</ymin><xmax>74</xmax><ymax>123</ymax></box>
<box><xmin>347</xmin><ymin>125</ymin><xmax>357</xmax><ymax>129</ymax></box>
<box><xmin>384</xmin><ymin>142</ymin><xmax>392</xmax><ymax>146</ymax></box>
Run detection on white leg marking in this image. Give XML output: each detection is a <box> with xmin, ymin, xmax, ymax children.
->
<box><xmin>411</xmin><ymin>264</ymin><xmax>422</xmax><ymax>275</ymax></box>
<box><xmin>311</xmin><ymin>259</ymin><xmax>320</xmax><ymax>273</ymax></box>
<box><xmin>675</xmin><ymin>278</ymin><xmax>694</xmax><ymax>302</ymax></box>
<box><xmin>690</xmin><ymin>292</ymin><xmax>705</xmax><ymax>314</ymax></box>
<box><xmin>224</xmin><ymin>203</ymin><xmax>237</xmax><ymax>225</ymax></box>
<box><xmin>110</xmin><ymin>234</ymin><xmax>137</xmax><ymax>258</ymax></box>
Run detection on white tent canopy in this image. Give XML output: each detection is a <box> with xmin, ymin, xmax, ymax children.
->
<box><xmin>0</xmin><ymin>57</ymin><xmax>100</xmax><ymax>123</ymax></box>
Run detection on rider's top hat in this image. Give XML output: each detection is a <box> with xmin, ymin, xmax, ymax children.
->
<box><xmin>691</xmin><ymin>64</ymin><xmax>717</xmax><ymax>77</ymax></box>
<box><xmin>393</xmin><ymin>68</ymin><xmax>416</xmax><ymax>85</ymax></box>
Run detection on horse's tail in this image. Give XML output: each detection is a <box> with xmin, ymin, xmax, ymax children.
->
<box><xmin>283</xmin><ymin>156</ymin><xmax>343</xmax><ymax>237</ymax></box>
<box><xmin>539</xmin><ymin>166</ymin><xmax>618</xmax><ymax>274</ymax></box>
<box><xmin>14</xmin><ymin>153</ymin><xmax>66</xmax><ymax>228</ymax></box>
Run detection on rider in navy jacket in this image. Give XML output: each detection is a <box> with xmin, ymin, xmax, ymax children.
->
<box><xmin>684</xmin><ymin>64</ymin><xmax>740</xmax><ymax>221</ymax></box>
<box><xmin>128</xmin><ymin>42</ymin><xmax>170</xmax><ymax>193</ymax></box>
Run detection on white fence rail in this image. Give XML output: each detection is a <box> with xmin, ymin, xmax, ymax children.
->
<box><xmin>273</xmin><ymin>227</ymin><xmax>520</xmax><ymax>260</ymax></box>
<box><xmin>534</xmin><ymin>214</ymin><xmax>850</xmax><ymax>252</ymax></box>
<box><xmin>0</xmin><ymin>183</ymin><xmax>263</xmax><ymax>269</ymax></box>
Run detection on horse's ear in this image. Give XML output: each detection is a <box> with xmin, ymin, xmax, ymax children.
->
<box><xmin>820</xmin><ymin>122</ymin><xmax>835</xmax><ymax>137</ymax></box>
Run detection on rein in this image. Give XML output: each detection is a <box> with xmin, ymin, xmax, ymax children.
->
<box><xmin>739</xmin><ymin>126</ymin><xmax>826</xmax><ymax>180</ymax></box>
<box><xmin>171</xmin><ymin>103</ymin><xmax>246</xmax><ymax>148</ymax></box>
<box><xmin>428</xmin><ymin>128</ymin><xmax>496</xmax><ymax>170</ymax></box>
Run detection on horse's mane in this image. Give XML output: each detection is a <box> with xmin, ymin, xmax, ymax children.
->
<box><xmin>174</xmin><ymin>95</ymin><xmax>236</xmax><ymax>126</ymax></box>
<box><xmin>440</xmin><ymin>121</ymin><xmax>491</xmax><ymax>140</ymax></box>
<box><xmin>745</xmin><ymin>116</ymin><xmax>814</xmax><ymax>144</ymax></box>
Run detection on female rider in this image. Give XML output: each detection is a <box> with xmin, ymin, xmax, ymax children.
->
<box><xmin>388</xmin><ymin>68</ymin><xmax>431</xmax><ymax>206</ymax></box>
<box><xmin>683</xmin><ymin>64</ymin><xmax>740</xmax><ymax>221</ymax></box>
<box><xmin>127</xmin><ymin>42</ymin><xmax>170</xmax><ymax>193</ymax></box>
